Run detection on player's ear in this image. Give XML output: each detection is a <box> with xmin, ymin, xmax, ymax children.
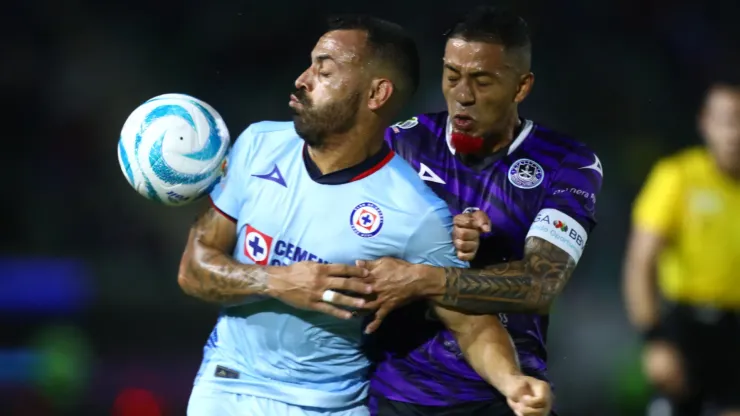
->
<box><xmin>367</xmin><ymin>78</ymin><xmax>394</xmax><ymax>111</ymax></box>
<box><xmin>514</xmin><ymin>72</ymin><xmax>534</xmax><ymax>104</ymax></box>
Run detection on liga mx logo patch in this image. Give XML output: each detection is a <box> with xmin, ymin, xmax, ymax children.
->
<box><xmin>508</xmin><ymin>158</ymin><xmax>545</xmax><ymax>189</ymax></box>
<box><xmin>218</xmin><ymin>158</ymin><xmax>228</xmax><ymax>189</ymax></box>
<box><xmin>220</xmin><ymin>158</ymin><xmax>228</xmax><ymax>178</ymax></box>
<box><xmin>350</xmin><ymin>202</ymin><xmax>384</xmax><ymax>238</ymax></box>
<box><xmin>390</xmin><ymin>116</ymin><xmax>419</xmax><ymax>133</ymax></box>
<box><xmin>244</xmin><ymin>224</ymin><xmax>273</xmax><ymax>265</ymax></box>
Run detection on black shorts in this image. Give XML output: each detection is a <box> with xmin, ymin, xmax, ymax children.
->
<box><xmin>653</xmin><ymin>302</ymin><xmax>740</xmax><ymax>410</ymax></box>
<box><xmin>372</xmin><ymin>395</ymin><xmax>558</xmax><ymax>416</ymax></box>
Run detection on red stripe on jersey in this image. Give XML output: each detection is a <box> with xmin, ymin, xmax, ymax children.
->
<box><xmin>350</xmin><ymin>151</ymin><xmax>395</xmax><ymax>182</ymax></box>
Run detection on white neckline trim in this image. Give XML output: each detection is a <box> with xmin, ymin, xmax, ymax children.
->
<box><xmin>445</xmin><ymin>116</ymin><xmax>534</xmax><ymax>155</ymax></box>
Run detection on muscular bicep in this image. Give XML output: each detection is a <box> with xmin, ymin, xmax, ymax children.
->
<box><xmin>520</xmin><ymin>236</ymin><xmax>577</xmax><ymax>308</ymax></box>
<box><xmin>177</xmin><ymin>201</ymin><xmax>247</xmax><ymax>303</ymax></box>
<box><xmin>623</xmin><ymin>226</ymin><xmax>666</xmax><ymax>273</ymax></box>
<box><xmin>181</xmin><ymin>201</ymin><xmax>238</xmax><ymax>275</ymax></box>
<box><xmin>191</xmin><ymin>202</ymin><xmax>238</xmax><ymax>251</ymax></box>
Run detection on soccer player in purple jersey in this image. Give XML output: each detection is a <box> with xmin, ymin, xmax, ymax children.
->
<box><xmin>178</xmin><ymin>12</ymin><xmax>550</xmax><ymax>416</ymax></box>
<box><xmin>356</xmin><ymin>6</ymin><xmax>604</xmax><ymax>416</ymax></box>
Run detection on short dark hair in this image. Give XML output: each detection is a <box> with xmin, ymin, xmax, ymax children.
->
<box><xmin>327</xmin><ymin>14</ymin><xmax>420</xmax><ymax>102</ymax></box>
<box><xmin>710</xmin><ymin>72</ymin><xmax>740</xmax><ymax>91</ymax></box>
<box><xmin>446</xmin><ymin>6</ymin><xmax>531</xmax><ymax>70</ymax></box>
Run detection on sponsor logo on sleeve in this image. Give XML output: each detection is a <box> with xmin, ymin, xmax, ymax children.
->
<box><xmin>552</xmin><ymin>187</ymin><xmax>597</xmax><ymax>211</ymax></box>
<box><xmin>526</xmin><ymin>208</ymin><xmax>588</xmax><ymax>262</ymax></box>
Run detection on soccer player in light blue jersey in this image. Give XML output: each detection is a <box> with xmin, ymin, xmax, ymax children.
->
<box><xmin>177</xmin><ymin>15</ymin><xmax>542</xmax><ymax>416</ymax></box>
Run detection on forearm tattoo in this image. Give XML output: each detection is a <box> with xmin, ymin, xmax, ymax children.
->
<box><xmin>439</xmin><ymin>237</ymin><xmax>577</xmax><ymax>314</ymax></box>
<box><xmin>180</xmin><ymin>208</ymin><xmax>269</xmax><ymax>304</ymax></box>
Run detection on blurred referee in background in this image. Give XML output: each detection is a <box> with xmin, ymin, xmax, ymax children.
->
<box><xmin>623</xmin><ymin>81</ymin><xmax>740</xmax><ymax>416</ymax></box>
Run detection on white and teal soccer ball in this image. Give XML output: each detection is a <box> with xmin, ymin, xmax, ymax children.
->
<box><xmin>117</xmin><ymin>93</ymin><xmax>231</xmax><ymax>206</ymax></box>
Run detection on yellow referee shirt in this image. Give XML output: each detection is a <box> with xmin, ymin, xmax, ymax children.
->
<box><xmin>633</xmin><ymin>147</ymin><xmax>740</xmax><ymax>308</ymax></box>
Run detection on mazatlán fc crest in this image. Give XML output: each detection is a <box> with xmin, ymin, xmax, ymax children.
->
<box><xmin>508</xmin><ymin>158</ymin><xmax>545</xmax><ymax>189</ymax></box>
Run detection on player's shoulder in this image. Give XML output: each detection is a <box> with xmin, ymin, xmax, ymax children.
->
<box><xmin>232</xmin><ymin>120</ymin><xmax>300</xmax><ymax>153</ymax></box>
<box><xmin>663</xmin><ymin>146</ymin><xmax>710</xmax><ymax>169</ymax></box>
<box><xmin>523</xmin><ymin>122</ymin><xmax>603</xmax><ymax>182</ymax></box>
<box><xmin>239</xmin><ymin>120</ymin><xmax>298</xmax><ymax>142</ymax></box>
<box><xmin>247</xmin><ymin>120</ymin><xmax>295</xmax><ymax>134</ymax></box>
<box><xmin>645</xmin><ymin>146</ymin><xmax>711</xmax><ymax>184</ymax></box>
<box><xmin>530</xmin><ymin>122</ymin><xmax>599</xmax><ymax>161</ymax></box>
<box><xmin>382</xmin><ymin>155</ymin><xmax>452</xmax><ymax>218</ymax></box>
<box><xmin>384</xmin><ymin>153</ymin><xmax>435</xmax><ymax>191</ymax></box>
<box><xmin>385</xmin><ymin>111</ymin><xmax>447</xmax><ymax>146</ymax></box>
<box><xmin>387</xmin><ymin>111</ymin><xmax>448</xmax><ymax>136</ymax></box>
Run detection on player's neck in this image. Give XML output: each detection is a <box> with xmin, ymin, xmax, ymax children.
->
<box><xmin>710</xmin><ymin>150</ymin><xmax>740</xmax><ymax>181</ymax></box>
<box><xmin>488</xmin><ymin>116</ymin><xmax>522</xmax><ymax>153</ymax></box>
<box><xmin>307</xmin><ymin>131</ymin><xmax>384</xmax><ymax>175</ymax></box>
<box><xmin>717</xmin><ymin>163</ymin><xmax>740</xmax><ymax>181</ymax></box>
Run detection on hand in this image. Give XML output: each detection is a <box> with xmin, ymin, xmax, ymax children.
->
<box><xmin>500</xmin><ymin>375</ymin><xmax>552</xmax><ymax>416</ymax></box>
<box><xmin>453</xmin><ymin>210</ymin><xmax>491</xmax><ymax>261</ymax></box>
<box><xmin>267</xmin><ymin>262</ymin><xmax>373</xmax><ymax>320</ymax></box>
<box><xmin>642</xmin><ymin>340</ymin><xmax>687</xmax><ymax>397</ymax></box>
<box><xmin>355</xmin><ymin>257</ymin><xmax>428</xmax><ymax>334</ymax></box>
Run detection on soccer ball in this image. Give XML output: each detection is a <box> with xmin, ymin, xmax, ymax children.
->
<box><xmin>117</xmin><ymin>93</ymin><xmax>231</xmax><ymax>206</ymax></box>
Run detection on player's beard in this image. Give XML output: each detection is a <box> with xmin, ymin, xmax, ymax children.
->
<box><xmin>292</xmin><ymin>90</ymin><xmax>361</xmax><ymax>149</ymax></box>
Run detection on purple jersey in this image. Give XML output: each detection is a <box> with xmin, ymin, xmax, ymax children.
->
<box><xmin>368</xmin><ymin>111</ymin><xmax>603</xmax><ymax>406</ymax></box>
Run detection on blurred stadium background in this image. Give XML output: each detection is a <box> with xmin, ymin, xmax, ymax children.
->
<box><xmin>3</xmin><ymin>0</ymin><xmax>740</xmax><ymax>414</ymax></box>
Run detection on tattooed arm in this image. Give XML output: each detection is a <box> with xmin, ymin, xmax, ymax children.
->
<box><xmin>425</xmin><ymin>149</ymin><xmax>602</xmax><ymax>315</ymax></box>
<box><xmin>177</xmin><ymin>204</ymin><xmax>273</xmax><ymax>304</ymax></box>
<box><xmin>178</xmin><ymin>202</ymin><xmax>372</xmax><ymax>316</ymax></box>
<box><xmin>364</xmin><ymin>151</ymin><xmax>601</xmax><ymax>320</ymax></box>
<box><xmin>424</xmin><ymin>236</ymin><xmax>576</xmax><ymax>314</ymax></box>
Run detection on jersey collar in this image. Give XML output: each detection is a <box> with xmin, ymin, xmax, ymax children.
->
<box><xmin>302</xmin><ymin>142</ymin><xmax>394</xmax><ymax>185</ymax></box>
<box><xmin>445</xmin><ymin>116</ymin><xmax>535</xmax><ymax>156</ymax></box>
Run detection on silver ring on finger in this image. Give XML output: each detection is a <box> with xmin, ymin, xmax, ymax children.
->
<box><xmin>321</xmin><ymin>289</ymin><xmax>338</xmax><ymax>304</ymax></box>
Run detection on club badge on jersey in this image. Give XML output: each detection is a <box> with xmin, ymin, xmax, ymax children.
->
<box><xmin>375</xmin><ymin>110</ymin><xmax>604</xmax><ymax>407</ymax></box>
<box><xmin>508</xmin><ymin>158</ymin><xmax>545</xmax><ymax>189</ymax></box>
<box><xmin>350</xmin><ymin>202</ymin><xmax>384</xmax><ymax>238</ymax></box>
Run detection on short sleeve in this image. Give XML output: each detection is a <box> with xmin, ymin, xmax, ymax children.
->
<box><xmin>384</xmin><ymin>115</ymin><xmax>424</xmax><ymax>156</ymax></box>
<box><xmin>403</xmin><ymin>203</ymin><xmax>469</xmax><ymax>268</ymax></box>
<box><xmin>541</xmin><ymin>150</ymin><xmax>604</xmax><ymax>233</ymax></box>
<box><xmin>209</xmin><ymin>125</ymin><xmax>256</xmax><ymax>220</ymax></box>
<box><xmin>528</xmin><ymin>150</ymin><xmax>604</xmax><ymax>263</ymax></box>
<box><xmin>632</xmin><ymin>158</ymin><xmax>682</xmax><ymax>238</ymax></box>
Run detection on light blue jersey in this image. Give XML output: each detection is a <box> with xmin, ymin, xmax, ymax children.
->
<box><xmin>192</xmin><ymin>121</ymin><xmax>467</xmax><ymax>411</ymax></box>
